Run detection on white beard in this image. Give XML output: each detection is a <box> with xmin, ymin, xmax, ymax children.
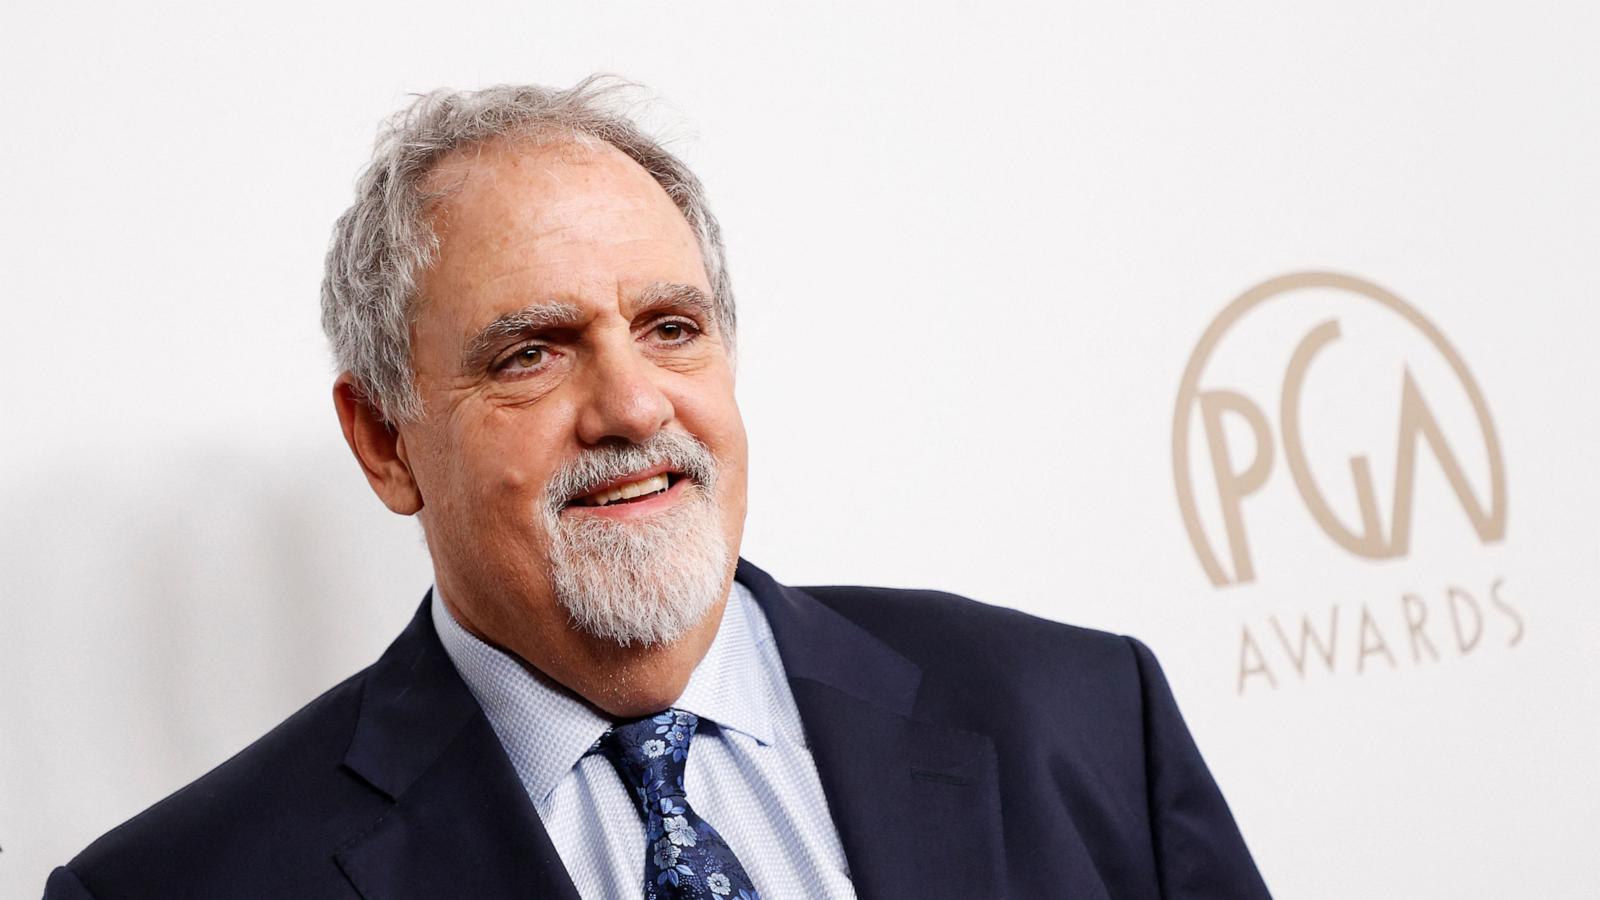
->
<box><xmin>542</xmin><ymin>433</ymin><xmax>730</xmax><ymax>647</ymax></box>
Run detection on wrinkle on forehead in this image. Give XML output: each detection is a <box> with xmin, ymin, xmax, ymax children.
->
<box><xmin>422</xmin><ymin>137</ymin><xmax>696</xmax><ymax>268</ymax></box>
<box><xmin>422</xmin><ymin>133</ymin><xmax>640</xmax><ymax>217</ymax></box>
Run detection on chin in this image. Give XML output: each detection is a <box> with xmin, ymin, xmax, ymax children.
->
<box><xmin>548</xmin><ymin>479</ymin><xmax>732</xmax><ymax>649</ymax></box>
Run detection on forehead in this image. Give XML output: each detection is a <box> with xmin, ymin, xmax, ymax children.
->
<box><xmin>426</xmin><ymin>136</ymin><xmax>701</xmax><ymax>266</ymax></box>
<box><xmin>415</xmin><ymin>136</ymin><xmax>709</xmax><ymax>333</ymax></box>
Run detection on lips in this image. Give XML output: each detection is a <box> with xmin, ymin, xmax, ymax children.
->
<box><xmin>566</xmin><ymin>466</ymin><xmax>684</xmax><ymax>508</ymax></box>
<box><xmin>545</xmin><ymin>433</ymin><xmax>718</xmax><ymax>519</ymax></box>
<box><xmin>574</xmin><ymin>472</ymin><xmax>673</xmax><ymax>507</ymax></box>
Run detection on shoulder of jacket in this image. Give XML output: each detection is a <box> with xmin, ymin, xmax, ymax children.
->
<box><xmin>793</xmin><ymin>583</ymin><xmax>1153</xmax><ymax>754</ymax></box>
<box><xmin>66</xmin><ymin>665</ymin><xmax>376</xmax><ymax>888</ymax></box>
<box><xmin>795</xmin><ymin>583</ymin><xmax>1139</xmax><ymax>684</ymax></box>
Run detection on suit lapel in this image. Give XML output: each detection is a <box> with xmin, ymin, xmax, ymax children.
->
<box><xmin>334</xmin><ymin>597</ymin><xmax>581</xmax><ymax>900</ymax></box>
<box><xmin>739</xmin><ymin>561</ymin><xmax>1006</xmax><ymax>900</ymax></box>
<box><xmin>332</xmin><ymin>570</ymin><xmax>1006</xmax><ymax>899</ymax></box>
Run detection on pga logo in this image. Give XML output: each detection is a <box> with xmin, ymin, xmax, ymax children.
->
<box><xmin>1172</xmin><ymin>272</ymin><xmax>1507</xmax><ymax>588</ymax></box>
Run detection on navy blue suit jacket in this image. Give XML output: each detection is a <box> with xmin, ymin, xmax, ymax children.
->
<box><xmin>47</xmin><ymin>560</ymin><xmax>1270</xmax><ymax>899</ymax></box>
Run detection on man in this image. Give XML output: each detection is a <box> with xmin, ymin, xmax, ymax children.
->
<box><xmin>46</xmin><ymin>78</ymin><xmax>1270</xmax><ymax>899</ymax></box>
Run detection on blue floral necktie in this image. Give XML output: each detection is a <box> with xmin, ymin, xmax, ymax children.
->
<box><xmin>600</xmin><ymin>709</ymin><xmax>762</xmax><ymax>900</ymax></box>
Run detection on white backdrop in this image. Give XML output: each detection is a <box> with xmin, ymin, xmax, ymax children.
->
<box><xmin>3</xmin><ymin>2</ymin><xmax>1597</xmax><ymax>897</ymax></box>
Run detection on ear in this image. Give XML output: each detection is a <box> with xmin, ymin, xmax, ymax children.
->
<box><xmin>333</xmin><ymin>374</ymin><xmax>424</xmax><ymax>515</ymax></box>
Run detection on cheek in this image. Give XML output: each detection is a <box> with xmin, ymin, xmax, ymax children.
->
<box><xmin>716</xmin><ymin>425</ymin><xmax>749</xmax><ymax>551</ymax></box>
<box><xmin>688</xmin><ymin>393</ymin><xmax>748</xmax><ymax>503</ymax></box>
<box><xmin>486</xmin><ymin>453</ymin><xmax>534</xmax><ymax>494</ymax></box>
<box><xmin>682</xmin><ymin>397</ymin><xmax>746</xmax><ymax>477</ymax></box>
<box><xmin>672</xmin><ymin>366</ymin><xmax>744</xmax><ymax>444</ymax></box>
<box><xmin>715</xmin><ymin>400</ymin><xmax>749</xmax><ymax>479</ymax></box>
<box><xmin>444</xmin><ymin>415</ymin><xmax>558</xmax><ymax>516</ymax></box>
<box><xmin>719</xmin><ymin>420</ymin><xmax>749</xmax><ymax>489</ymax></box>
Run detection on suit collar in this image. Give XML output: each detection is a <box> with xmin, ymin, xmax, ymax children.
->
<box><xmin>341</xmin><ymin>593</ymin><xmax>482</xmax><ymax>801</ymax></box>
<box><xmin>735</xmin><ymin>558</ymin><xmax>922</xmax><ymax>715</ymax></box>
<box><xmin>336</xmin><ymin>595</ymin><xmax>581</xmax><ymax>900</ymax></box>
<box><xmin>737</xmin><ymin>559</ymin><xmax>1006</xmax><ymax>900</ymax></box>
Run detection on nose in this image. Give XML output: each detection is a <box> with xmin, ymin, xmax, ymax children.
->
<box><xmin>573</xmin><ymin>340</ymin><xmax>675</xmax><ymax>446</ymax></box>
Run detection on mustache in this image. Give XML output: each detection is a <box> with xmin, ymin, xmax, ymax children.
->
<box><xmin>544</xmin><ymin>431</ymin><xmax>718</xmax><ymax>514</ymax></box>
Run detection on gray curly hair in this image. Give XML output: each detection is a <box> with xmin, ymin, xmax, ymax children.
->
<box><xmin>319</xmin><ymin>76</ymin><xmax>735</xmax><ymax>424</ymax></box>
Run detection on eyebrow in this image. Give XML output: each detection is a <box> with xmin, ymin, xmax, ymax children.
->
<box><xmin>634</xmin><ymin>282</ymin><xmax>717</xmax><ymax>322</ymax></box>
<box><xmin>459</xmin><ymin>302</ymin><xmax>583</xmax><ymax>373</ymax></box>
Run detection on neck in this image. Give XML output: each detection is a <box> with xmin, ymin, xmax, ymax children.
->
<box><xmin>436</xmin><ymin>572</ymin><xmax>732</xmax><ymax>718</ymax></box>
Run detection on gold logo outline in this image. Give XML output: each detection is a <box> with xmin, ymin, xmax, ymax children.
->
<box><xmin>1172</xmin><ymin>271</ymin><xmax>1507</xmax><ymax>587</ymax></box>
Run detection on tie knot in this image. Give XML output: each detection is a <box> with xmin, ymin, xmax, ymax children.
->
<box><xmin>601</xmin><ymin>709</ymin><xmax>700</xmax><ymax>805</ymax></box>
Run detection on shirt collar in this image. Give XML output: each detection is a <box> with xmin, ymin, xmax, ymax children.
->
<box><xmin>430</xmin><ymin>579</ymin><xmax>776</xmax><ymax>807</ymax></box>
<box><xmin>675</xmin><ymin>581</ymin><xmax>775</xmax><ymax>748</ymax></box>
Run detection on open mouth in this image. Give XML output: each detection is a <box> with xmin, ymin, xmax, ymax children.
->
<box><xmin>569</xmin><ymin>471</ymin><xmax>686</xmax><ymax>508</ymax></box>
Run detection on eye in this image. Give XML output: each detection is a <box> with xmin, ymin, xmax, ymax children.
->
<box><xmin>651</xmin><ymin>319</ymin><xmax>698</xmax><ymax>344</ymax></box>
<box><xmin>500</xmin><ymin>345</ymin><xmax>546</xmax><ymax>370</ymax></box>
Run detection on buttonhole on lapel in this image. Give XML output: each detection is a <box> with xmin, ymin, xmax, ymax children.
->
<box><xmin>910</xmin><ymin>767</ymin><xmax>974</xmax><ymax>786</ymax></box>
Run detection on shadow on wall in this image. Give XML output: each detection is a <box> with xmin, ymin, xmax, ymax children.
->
<box><xmin>0</xmin><ymin>440</ymin><xmax>434</xmax><ymax>882</ymax></box>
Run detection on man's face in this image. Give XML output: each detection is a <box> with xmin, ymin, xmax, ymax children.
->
<box><xmin>396</xmin><ymin>136</ymin><xmax>747</xmax><ymax>667</ymax></box>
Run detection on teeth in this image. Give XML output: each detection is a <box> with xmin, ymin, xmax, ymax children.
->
<box><xmin>581</xmin><ymin>473</ymin><xmax>671</xmax><ymax>507</ymax></box>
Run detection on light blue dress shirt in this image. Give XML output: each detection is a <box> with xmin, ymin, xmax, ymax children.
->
<box><xmin>431</xmin><ymin>580</ymin><xmax>859</xmax><ymax>900</ymax></box>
